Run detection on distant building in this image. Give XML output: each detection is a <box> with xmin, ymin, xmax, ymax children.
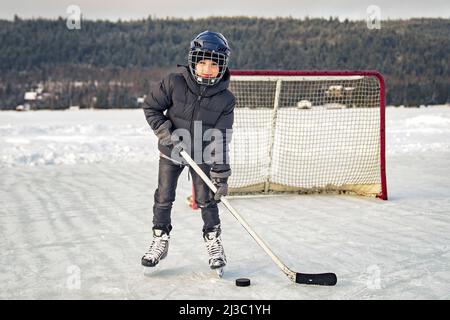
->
<box><xmin>326</xmin><ymin>85</ymin><xmax>356</xmax><ymax>99</ymax></box>
<box><xmin>24</xmin><ymin>91</ymin><xmax>37</xmax><ymax>101</ymax></box>
<box><xmin>137</xmin><ymin>95</ymin><xmax>146</xmax><ymax>106</ymax></box>
<box><xmin>15</xmin><ymin>104</ymin><xmax>30</xmax><ymax>112</ymax></box>
<box><xmin>18</xmin><ymin>91</ymin><xmax>38</xmax><ymax>111</ymax></box>
<box><xmin>297</xmin><ymin>100</ymin><xmax>312</xmax><ymax>109</ymax></box>
<box><xmin>18</xmin><ymin>85</ymin><xmax>53</xmax><ymax>111</ymax></box>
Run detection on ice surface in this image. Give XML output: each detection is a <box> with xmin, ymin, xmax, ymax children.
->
<box><xmin>1</xmin><ymin>106</ymin><xmax>450</xmax><ymax>299</ymax></box>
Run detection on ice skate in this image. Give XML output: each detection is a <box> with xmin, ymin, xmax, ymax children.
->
<box><xmin>141</xmin><ymin>229</ymin><xmax>170</xmax><ymax>268</ymax></box>
<box><xmin>203</xmin><ymin>225</ymin><xmax>227</xmax><ymax>277</ymax></box>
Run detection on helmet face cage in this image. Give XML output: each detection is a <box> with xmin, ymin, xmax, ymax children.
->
<box><xmin>188</xmin><ymin>49</ymin><xmax>228</xmax><ymax>86</ymax></box>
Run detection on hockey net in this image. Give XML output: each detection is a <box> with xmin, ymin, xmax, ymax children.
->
<box><xmin>189</xmin><ymin>70</ymin><xmax>387</xmax><ymax>207</ymax></box>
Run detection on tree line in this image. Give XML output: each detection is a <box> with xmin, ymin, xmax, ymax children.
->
<box><xmin>0</xmin><ymin>16</ymin><xmax>448</xmax><ymax>109</ymax></box>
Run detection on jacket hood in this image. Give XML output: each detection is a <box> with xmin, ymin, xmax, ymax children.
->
<box><xmin>179</xmin><ymin>65</ymin><xmax>231</xmax><ymax>98</ymax></box>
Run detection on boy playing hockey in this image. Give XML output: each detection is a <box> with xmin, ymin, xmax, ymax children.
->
<box><xmin>141</xmin><ymin>31</ymin><xmax>235</xmax><ymax>276</ymax></box>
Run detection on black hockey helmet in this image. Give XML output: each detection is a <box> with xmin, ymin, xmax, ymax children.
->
<box><xmin>188</xmin><ymin>31</ymin><xmax>231</xmax><ymax>86</ymax></box>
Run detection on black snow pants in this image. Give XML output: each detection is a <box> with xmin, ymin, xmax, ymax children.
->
<box><xmin>152</xmin><ymin>156</ymin><xmax>220</xmax><ymax>234</ymax></box>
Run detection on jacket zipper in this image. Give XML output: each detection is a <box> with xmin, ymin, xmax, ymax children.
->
<box><xmin>189</xmin><ymin>87</ymin><xmax>206</xmax><ymax>135</ymax></box>
<box><xmin>189</xmin><ymin>95</ymin><xmax>202</xmax><ymax>142</ymax></box>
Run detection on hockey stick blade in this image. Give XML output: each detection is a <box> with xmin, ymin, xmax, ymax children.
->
<box><xmin>296</xmin><ymin>272</ymin><xmax>337</xmax><ymax>286</ymax></box>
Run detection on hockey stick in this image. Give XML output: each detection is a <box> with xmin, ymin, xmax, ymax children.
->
<box><xmin>178</xmin><ymin>148</ymin><xmax>337</xmax><ymax>286</ymax></box>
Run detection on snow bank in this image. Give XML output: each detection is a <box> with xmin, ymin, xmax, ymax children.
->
<box><xmin>1</xmin><ymin>106</ymin><xmax>450</xmax><ymax>167</ymax></box>
<box><xmin>0</xmin><ymin>110</ymin><xmax>160</xmax><ymax>167</ymax></box>
<box><xmin>387</xmin><ymin>106</ymin><xmax>450</xmax><ymax>154</ymax></box>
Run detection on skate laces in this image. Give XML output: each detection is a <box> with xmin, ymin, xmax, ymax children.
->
<box><xmin>204</xmin><ymin>232</ymin><xmax>225</xmax><ymax>260</ymax></box>
<box><xmin>144</xmin><ymin>233</ymin><xmax>169</xmax><ymax>261</ymax></box>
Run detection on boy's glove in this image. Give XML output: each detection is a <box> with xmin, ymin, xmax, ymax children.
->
<box><xmin>154</xmin><ymin>120</ymin><xmax>173</xmax><ymax>146</ymax></box>
<box><xmin>210</xmin><ymin>169</ymin><xmax>231</xmax><ymax>201</ymax></box>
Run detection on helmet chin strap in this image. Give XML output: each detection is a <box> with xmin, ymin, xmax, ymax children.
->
<box><xmin>196</xmin><ymin>76</ymin><xmax>218</xmax><ymax>86</ymax></box>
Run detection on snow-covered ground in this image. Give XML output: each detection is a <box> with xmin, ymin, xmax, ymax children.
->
<box><xmin>1</xmin><ymin>106</ymin><xmax>450</xmax><ymax>299</ymax></box>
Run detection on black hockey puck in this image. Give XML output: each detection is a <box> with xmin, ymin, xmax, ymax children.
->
<box><xmin>235</xmin><ymin>278</ymin><xmax>251</xmax><ymax>287</ymax></box>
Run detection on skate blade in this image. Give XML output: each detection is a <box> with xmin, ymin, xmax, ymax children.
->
<box><xmin>215</xmin><ymin>267</ymin><xmax>224</xmax><ymax>278</ymax></box>
<box><xmin>142</xmin><ymin>263</ymin><xmax>162</xmax><ymax>275</ymax></box>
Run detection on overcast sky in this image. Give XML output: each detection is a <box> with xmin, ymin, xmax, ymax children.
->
<box><xmin>1</xmin><ymin>0</ymin><xmax>449</xmax><ymax>21</ymax></box>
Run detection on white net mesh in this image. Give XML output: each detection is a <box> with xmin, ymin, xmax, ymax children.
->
<box><xmin>227</xmin><ymin>72</ymin><xmax>386</xmax><ymax>198</ymax></box>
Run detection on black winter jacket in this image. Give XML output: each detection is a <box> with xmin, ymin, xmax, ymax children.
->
<box><xmin>143</xmin><ymin>65</ymin><xmax>235</xmax><ymax>173</ymax></box>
